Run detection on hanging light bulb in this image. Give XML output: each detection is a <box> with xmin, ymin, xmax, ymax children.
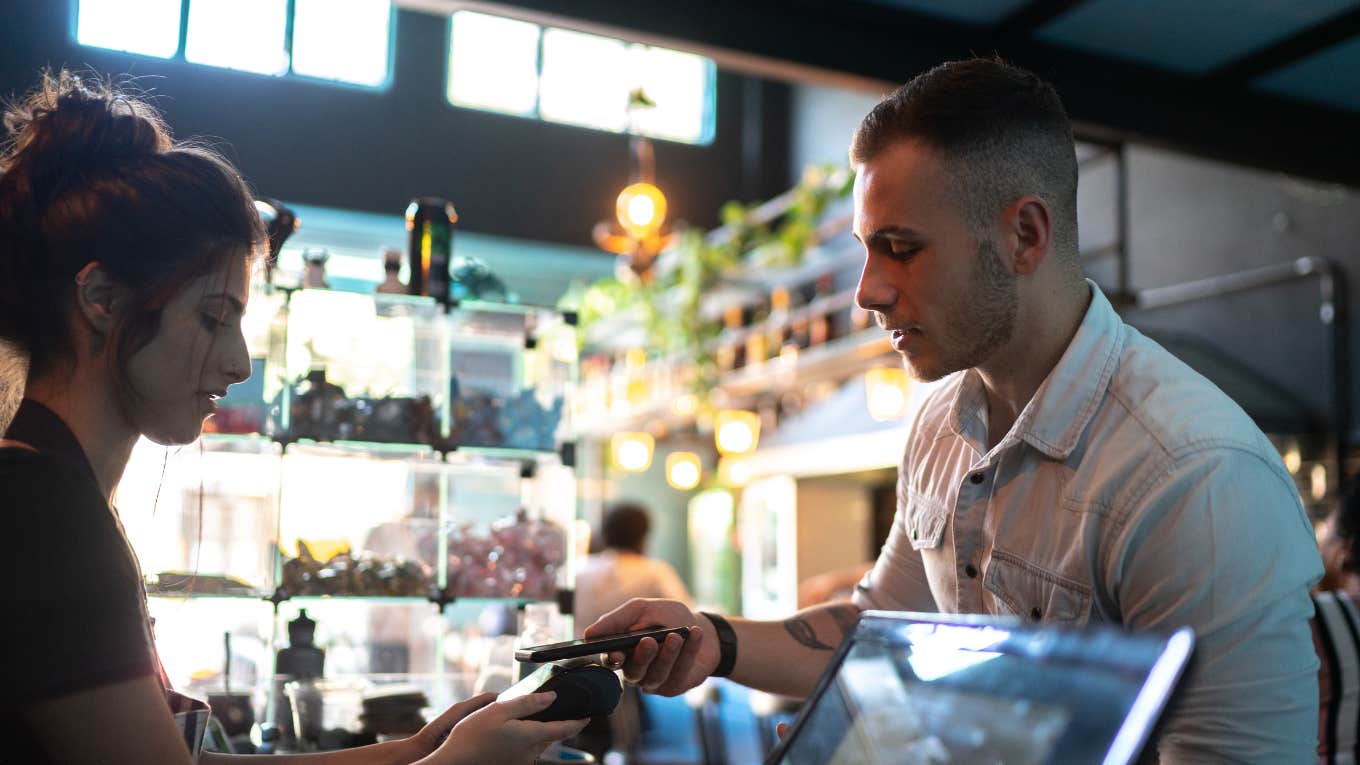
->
<box><xmin>616</xmin><ymin>182</ymin><xmax>667</xmax><ymax>239</ymax></box>
<box><xmin>665</xmin><ymin>451</ymin><xmax>702</xmax><ymax>490</ymax></box>
<box><xmin>865</xmin><ymin>367</ymin><xmax>911</xmax><ymax>421</ymax></box>
<box><xmin>718</xmin><ymin>455</ymin><xmax>752</xmax><ymax>487</ymax></box>
<box><xmin>715</xmin><ymin>409</ymin><xmax>760</xmax><ymax>455</ymax></box>
<box><xmin>611</xmin><ymin>431</ymin><xmax>654</xmax><ymax>472</ymax></box>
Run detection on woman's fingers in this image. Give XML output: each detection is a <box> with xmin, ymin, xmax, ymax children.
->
<box><xmin>488</xmin><ymin>691</ymin><xmax>557</xmax><ymax>721</ymax></box>
<box><xmin>511</xmin><ymin>716</ymin><xmax>591</xmax><ymax>743</ymax></box>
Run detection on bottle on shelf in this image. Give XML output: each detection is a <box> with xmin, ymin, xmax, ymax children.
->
<box><xmin>514</xmin><ymin>601</ymin><xmax>563</xmax><ymax>682</ymax></box>
<box><xmin>405</xmin><ymin>197</ymin><xmax>458</xmax><ymax>307</ymax></box>
<box><xmin>745</xmin><ymin>300</ymin><xmax>769</xmax><ymax>369</ymax></box>
<box><xmin>718</xmin><ymin>304</ymin><xmax>743</xmax><ymax>372</ymax></box>
<box><xmin>375</xmin><ymin>247</ymin><xmax>405</xmax><ymax>295</ymax></box>
<box><xmin>768</xmin><ymin>286</ymin><xmax>792</xmax><ymax>362</ymax></box>
<box><xmin>809</xmin><ymin>272</ymin><xmax>836</xmax><ymax>347</ymax></box>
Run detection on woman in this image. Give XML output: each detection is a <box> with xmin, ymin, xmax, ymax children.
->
<box><xmin>0</xmin><ymin>70</ymin><xmax>585</xmax><ymax>764</ymax></box>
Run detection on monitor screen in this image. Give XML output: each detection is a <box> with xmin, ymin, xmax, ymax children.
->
<box><xmin>768</xmin><ymin>612</ymin><xmax>1193</xmax><ymax>765</ymax></box>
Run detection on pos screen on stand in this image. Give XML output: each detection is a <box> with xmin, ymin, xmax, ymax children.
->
<box><xmin>765</xmin><ymin>611</ymin><xmax>1194</xmax><ymax>765</ymax></box>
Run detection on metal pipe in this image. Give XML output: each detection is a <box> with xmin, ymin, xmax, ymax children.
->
<box><xmin>1133</xmin><ymin>256</ymin><xmax>1350</xmax><ymax>491</ymax></box>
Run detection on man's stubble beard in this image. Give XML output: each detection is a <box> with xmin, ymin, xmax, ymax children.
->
<box><xmin>904</xmin><ymin>236</ymin><xmax>1018</xmax><ymax>383</ymax></box>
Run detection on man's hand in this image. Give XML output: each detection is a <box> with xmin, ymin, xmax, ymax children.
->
<box><xmin>584</xmin><ymin>598</ymin><xmax>716</xmax><ymax>696</ymax></box>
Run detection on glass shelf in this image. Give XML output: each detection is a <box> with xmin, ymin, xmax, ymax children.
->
<box><xmin>283</xmin><ymin>595</ymin><xmax>435</xmax><ymax>604</ymax></box>
<box><xmin>146</xmin><ymin>590</ymin><xmax>267</xmax><ymax>600</ymax></box>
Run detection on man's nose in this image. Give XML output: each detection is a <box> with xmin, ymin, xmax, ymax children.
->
<box><xmin>855</xmin><ymin>255</ymin><xmax>891</xmax><ymax>312</ymax></box>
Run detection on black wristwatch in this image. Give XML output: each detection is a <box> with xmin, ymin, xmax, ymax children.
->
<box><xmin>700</xmin><ymin>611</ymin><xmax>738</xmax><ymax>678</ymax></box>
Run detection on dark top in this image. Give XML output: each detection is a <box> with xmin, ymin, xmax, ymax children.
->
<box><xmin>1</xmin><ymin>399</ymin><xmax>159</xmax><ymax>763</ymax></box>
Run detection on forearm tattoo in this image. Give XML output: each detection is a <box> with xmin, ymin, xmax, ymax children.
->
<box><xmin>784</xmin><ymin>604</ymin><xmax>861</xmax><ymax>651</ymax></box>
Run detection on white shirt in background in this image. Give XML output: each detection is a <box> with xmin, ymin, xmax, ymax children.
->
<box><xmin>574</xmin><ymin>549</ymin><xmax>692</xmax><ymax>638</ymax></box>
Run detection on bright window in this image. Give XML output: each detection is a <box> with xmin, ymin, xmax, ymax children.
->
<box><xmin>539</xmin><ymin>28</ymin><xmax>631</xmax><ymax>133</ymax></box>
<box><xmin>448</xmin><ymin>11</ymin><xmax>716</xmax><ymax>145</ymax></box>
<box><xmin>292</xmin><ymin>0</ymin><xmax>393</xmax><ymax>87</ymax></box>
<box><xmin>185</xmin><ymin>0</ymin><xmax>290</xmax><ymax>76</ymax></box>
<box><xmin>447</xmin><ymin>12</ymin><xmax>541</xmax><ymax>116</ymax></box>
<box><xmin>76</xmin><ymin>0</ymin><xmax>182</xmax><ymax>59</ymax></box>
<box><xmin>77</xmin><ymin>0</ymin><xmax>393</xmax><ymax>89</ymax></box>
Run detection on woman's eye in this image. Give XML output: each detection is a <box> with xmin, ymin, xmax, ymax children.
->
<box><xmin>200</xmin><ymin>314</ymin><xmax>229</xmax><ymax>330</ymax></box>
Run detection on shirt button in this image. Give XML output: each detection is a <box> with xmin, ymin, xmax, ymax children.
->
<box><xmin>969</xmin><ymin>472</ymin><xmax>985</xmax><ymax>484</ymax></box>
<box><xmin>964</xmin><ymin>564</ymin><xmax>978</xmax><ymax>578</ymax></box>
<box><xmin>1030</xmin><ymin>607</ymin><xmax>1042</xmax><ymax>621</ymax></box>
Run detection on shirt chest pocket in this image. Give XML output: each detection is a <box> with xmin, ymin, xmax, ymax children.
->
<box><xmin>903</xmin><ymin>486</ymin><xmax>949</xmax><ymax>551</ymax></box>
<box><xmin>983</xmin><ymin>549</ymin><xmax>1092</xmax><ymax>626</ymax></box>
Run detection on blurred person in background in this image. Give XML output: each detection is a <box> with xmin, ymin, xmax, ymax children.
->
<box><xmin>571</xmin><ymin>502</ymin><xmax>691</xmax><ymax>759</ymax></box>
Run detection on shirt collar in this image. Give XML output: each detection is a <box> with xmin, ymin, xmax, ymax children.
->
<box><xmin>948</xmin><ymin>280</ymin><xmax>1124</xmax><ymax>461</ymax></box>
<box><xmin>3</xmin><ymin>398</ymin><xmax>101</xmax><ymax>485</ymax></box>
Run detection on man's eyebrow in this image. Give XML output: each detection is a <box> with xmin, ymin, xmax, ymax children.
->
<box><xmin>203</xmin><ymin>293</ymin><xmax>245</xmax><ymax>314</ymax></box>
<box><xmin>859</xmin><ymin>226</ymin><xmax>927</xmax><ymax>246</ymax></box>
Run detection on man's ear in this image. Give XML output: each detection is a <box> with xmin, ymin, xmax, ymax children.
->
<box><xmin>1002</xmin><ymin>196</ymin><xmax>1053</xmax><ymax>275</ymax></box>
<box><xmin>73</xmin><ymin>262</ymin><xmax>124</xmax><ymax>336</ymax></box>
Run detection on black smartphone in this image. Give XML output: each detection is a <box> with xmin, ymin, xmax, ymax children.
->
<box><xmin>514</xmin><ymin>626</ymin><xmax>691</xmax><ymax>663</ymax></box>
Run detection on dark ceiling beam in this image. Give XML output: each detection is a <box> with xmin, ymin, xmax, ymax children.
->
<box><xmin>489</xmin><ymin>0</ymin><xmax>1360</xmax><ymax>189</ymax></box>
<box><xmin>1209</xmin><ymin>4</ymin><xmax>1360</xmax><ymax>84</ymax></box>
<box><xmin>991</xmin><ymin>0</ymin><xmax>1091</xmax><ymax>42</ymax></box>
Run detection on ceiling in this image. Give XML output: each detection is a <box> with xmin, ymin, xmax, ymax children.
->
<box><xmin>452</xmin><ymin>0</ymin><xmax>1360</xmax><ymax>188</ymax></box>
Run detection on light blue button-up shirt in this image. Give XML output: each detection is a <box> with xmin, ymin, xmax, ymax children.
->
<box><xmin>854</xmin><ymin>281</ymin><xmax>1323</xmax><ymax>763</ymax></box>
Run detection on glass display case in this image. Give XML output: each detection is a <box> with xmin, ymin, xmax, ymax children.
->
<box><xmin>118</xmin><ymin>434</ymin><xmax>281</xmax><ymax>596</ymax></box>
<box><xmin>445</xmin><ymin>301</ymin><xmax>576</xmax><ymax>453</ymax></box>
<box><xmin>115</xmin><ymin>286</ymin><xmax>580</xmax><ymax>751</ymax></box>
<box><xmin>273</xmin><ymin>290</ymin><xmax>449</xmax><ymax>446</ymax></box>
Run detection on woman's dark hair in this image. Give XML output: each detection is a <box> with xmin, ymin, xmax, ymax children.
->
<box><xmin>0</xmin><ymin>69</ymin><xmax>264</xmax><ymax>388</ymax></box>
<box><xmin>601</xmin><ymin>502</ymin><xmax>651</xmax><ymax>554</ymax></box>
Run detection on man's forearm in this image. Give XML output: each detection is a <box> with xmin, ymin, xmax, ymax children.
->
<box><xmin>722</xmin><ymin>602</ymin><xmax>860</xmax><ymax>698</ymax></box>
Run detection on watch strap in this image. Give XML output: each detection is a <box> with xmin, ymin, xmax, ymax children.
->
<box><xmin>700</xmin><ymin>611</ymin><xmax>738</xmax><ymax>678</ymax></box>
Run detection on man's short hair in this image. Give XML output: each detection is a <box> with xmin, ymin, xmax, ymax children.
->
<box><xmin>850</xmin><ymin>57</ymin><xmax>1080</xmax><ymax>260</ymax></box>
<box><xmin>602</xmin><ymin>502</ymin><xmax>651</xmax><ymax>553</ymax></box>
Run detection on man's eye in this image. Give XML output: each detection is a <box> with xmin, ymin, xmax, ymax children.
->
<box><xmin>889</xmin><ymin>243</ymin><xmax>921</xmax><ymax>259</ymax></box>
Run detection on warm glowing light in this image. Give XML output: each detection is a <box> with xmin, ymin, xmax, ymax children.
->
<box><xmin>616</xmin><ymin>183</ymin><xmax>667</xmax><ymax>238</ymax></box>
<box><xmin>715</xmin><ymin>410</ymin><xmax>760</xmax><ymax>456</ymax></box>
<box><xmin>611</xmin><ymin>431</ymin><xmax>654</xmax><ymax>472</ymax></box>
<box><xmin>1311</xmin><ymin>463</ymin><xmax>1328</xmax><ymax>502</ymax></box>
<box><xmin>865</xmin><ymin>367</ymin><xmax>911</xmax><ymax>421</ymax></box>
<box><xmin>718</xmin><ymin>456</ymin><xmax>751</xmax><ymax>487</ymax></box>
<box><xmin>629</xmin><ymin>195</ymin><xmax>655</xmax><ymax>227</ymax></box>
<box><xmin>1283</xmin><ymin>445</ymin><xmax>1302</xmax><ymax>475</ymax></box>
<box><xmin>671</xmin><ymin>394</ymin><xmax>699</xmax><ymax>417</ymax></box>
<box><xmin>666</xmin><ymin>452</ymin><xmax>702</xmax><ymax>490</ymax></box>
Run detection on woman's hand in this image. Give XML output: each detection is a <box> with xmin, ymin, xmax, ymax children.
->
<box><xmin>415</xmin><ymin>692</ymin><xmax>588</xmax><ymax>765</ymax></box>
<box><xmin>405</xmin><ymin>693</ymin><xmax>497</xmax><ymax>761</ymax></box>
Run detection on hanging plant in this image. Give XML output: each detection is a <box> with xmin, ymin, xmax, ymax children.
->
<box><xmin>573</xmin><ymin>163</ymin><xmax>854</xmax><ymax>398</ymax></box>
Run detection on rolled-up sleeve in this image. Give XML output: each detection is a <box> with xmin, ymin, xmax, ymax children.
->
<box><xmin>852</xmin><ymin>437</ymin><xmax>938</xmax><ymax>614</ymax></box>
<box><xmin>1111</xmin><ymin>446</ymin><xmax>1323</xmax><ymax>764</ymax></box>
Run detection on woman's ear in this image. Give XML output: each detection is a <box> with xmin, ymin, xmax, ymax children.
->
<box><xmin>73</xmin><ymin>262</ymin><xmax>124</xmax><ymax>337</ymax></box>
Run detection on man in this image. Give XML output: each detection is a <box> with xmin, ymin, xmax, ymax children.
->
<box><xmin>586</xmin><ymin>57</ymin><xmax>1323</xmax><ymax>763</ymax></box>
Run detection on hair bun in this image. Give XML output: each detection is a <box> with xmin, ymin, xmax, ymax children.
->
<box><xmin>2</xmin><ymin>70</ymin><xmax>171</xmax><ymax>209</ymax></box>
